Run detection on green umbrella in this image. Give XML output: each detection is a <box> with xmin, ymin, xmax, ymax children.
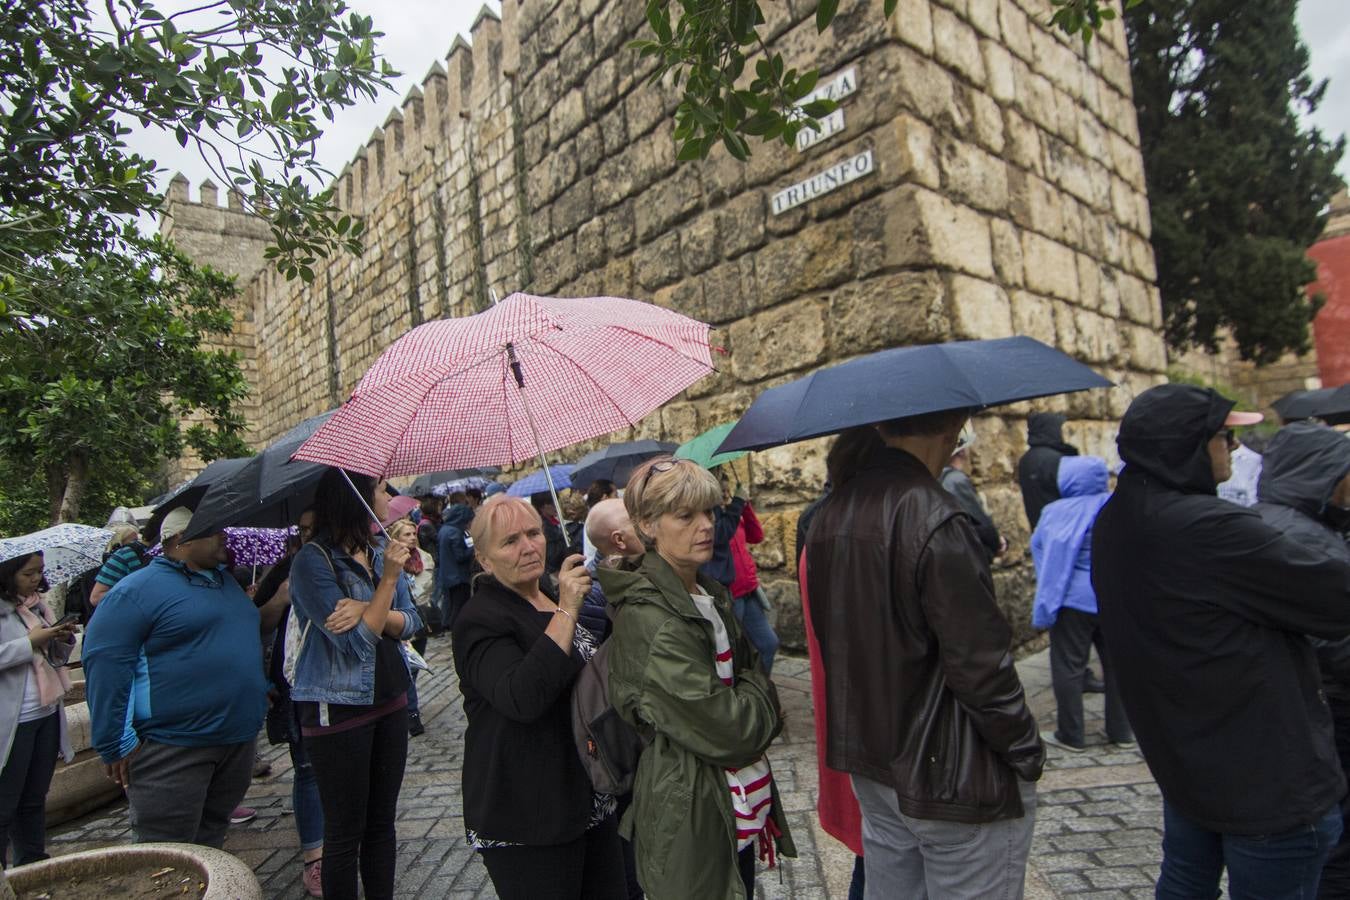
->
<box><xmin>675</xmin><ymin>421</ymin><xmax>748</xmax><ymax>470</ymax></box>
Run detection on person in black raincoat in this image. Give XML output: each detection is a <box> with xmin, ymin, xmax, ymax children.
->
<box><xmin>1093</xmin><ymin>384</ymin><xmax>1350</xmax><ymax>900</ymax></box>
<box><xmin>1253</xmin><ymin>421</ymin><xmax>1350</xmax><ymax>899</ymax></box>
<box><xmin>1017</xmin><ymin>413</ymin><xmax>1080</xmax><ymax>529</ymax></box>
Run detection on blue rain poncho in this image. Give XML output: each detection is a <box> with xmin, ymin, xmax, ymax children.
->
<box><xmin>1031</xmin><ymin>456</ymin><xmax>1111</xmax><ymax>629</ymax></box>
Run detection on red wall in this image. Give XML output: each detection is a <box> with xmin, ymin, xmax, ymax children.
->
<box><xmin>1311</xmin><ymin>233</ymin><xmax>1350</xmax><ymax>389</ymax></box>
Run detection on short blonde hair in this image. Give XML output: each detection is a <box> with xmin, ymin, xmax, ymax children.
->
<box><xmin>468</xmin><ymin>496</ymin><xmax>541</xmax><ymax>554</ymax></box>
<box><xmin>624</xmin><ymin>456</ymin><xmax>722</xmax><ymax>546</ymax></box>
<box><xmin>108</xmin><ymin>524</ymin><xmax>139</xmax><ymax>553</ymax></box>
<box><xmin>386</xmin><ymin>518</ymin><xmax>415</xmax><ymax>542</ymax></box>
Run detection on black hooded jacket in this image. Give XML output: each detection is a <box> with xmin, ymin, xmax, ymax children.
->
<box><xmin>1017</xmin><ymin>413</ymin><xmax>1079</xmax><ymax>528</ymax></box>
<box><xmin>1092</xmin><ymin>384</ymin><xmax>1350</xmax><ymax>835</ymax></box>
<box><xmin>1254</xmin><ymin>422</ymin><xmax>1350</xmax><ymax>696</ymax></box>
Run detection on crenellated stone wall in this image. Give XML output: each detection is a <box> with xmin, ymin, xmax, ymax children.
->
<box><xmin>159</xmin><ymin>0</ymin><xmax>1169</xmax><ymax>647</ymax></box>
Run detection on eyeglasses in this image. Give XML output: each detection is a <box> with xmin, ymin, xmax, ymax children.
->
<box><xmin>638</xmin><ymin>458</ymin><xmax>684</xmax><ymax>494</ymax></box>
<box><xmin>1224</xmin><ymin>429</ymin><xmax>1240</xmax><ymax>451</ymax></box>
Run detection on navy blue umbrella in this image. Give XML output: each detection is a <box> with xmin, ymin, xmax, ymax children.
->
<box><xmin>571</xmin><ymin>440</ymin><xmax>678</xmax><ymax>488</ymax></box>
<box><xmin>717</xmin><ymin>336</ymin><xmax>1113</xmax><ymax>453</ymax></box>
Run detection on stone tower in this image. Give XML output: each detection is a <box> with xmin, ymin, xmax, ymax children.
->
<box><xmin>161</xmin><ymin>0</ymin><xmax>1170</xmax><ymax>645</ymax></box>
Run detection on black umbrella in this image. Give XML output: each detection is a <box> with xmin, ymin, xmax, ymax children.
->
<box><xmin>717</xmin><ymin>336</ymin><xmax>1113</xmax><ymax>453</ymax></box>
<box><xmin>1272</xmin><ymin>387</ymin><xmax>1339</xmax><ymax>423</ymax></box>
<box><xmin>406</xmin><ymin>467</ymin><xmax>502</xmax><ymax>497</ymax></box>
<box><xmin>180</xmin><ymin>411</ymin><xmax>336</xmax><ymax>541</ymax></box>
<box><xmin>1311</xmin><ymin>384</ymin><xmax>1350</xmax><ymax>425</ymax></box>
<box><xmin>145</xmin><ymin>456</ymin><xmax>252</xmax><ymax>543</ymax></box>
<box><xmin>571</xmin><ymin>440</ymin><xmax>678</xmax><ymax>488</ymax></box>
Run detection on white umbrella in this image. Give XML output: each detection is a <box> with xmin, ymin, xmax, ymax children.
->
<box><xmin>0</xmin><ymin>524</ymin><xmax>114</xmax><ymax>585</ymax></box>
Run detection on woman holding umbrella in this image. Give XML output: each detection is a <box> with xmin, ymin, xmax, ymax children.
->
<box><xmin>287</xmin><ymin>468</ymin><xmax>422</xmax><ymax>900</ymax></box>
<box><xmin>0</xmin><ymin>552</ymin><xmax>76</xmax><ymax>867</ymax></box>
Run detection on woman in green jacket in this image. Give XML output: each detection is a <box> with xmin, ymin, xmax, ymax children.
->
<box><xmin>597</xmin><ymin>457</ymin><xmax>795</xmax><ymax>900</ymax></box>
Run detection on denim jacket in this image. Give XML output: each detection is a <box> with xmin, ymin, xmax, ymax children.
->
<box><xmin>287</xmin><ymin>539</ymin><xmax>422</xmax><ymax>705</ymax></box>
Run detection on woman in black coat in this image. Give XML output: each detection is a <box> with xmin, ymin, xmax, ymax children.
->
<box><xmin>452</xmin><ymin>496</ymin><xmax>625</xmax><ymax>900</ymax></box>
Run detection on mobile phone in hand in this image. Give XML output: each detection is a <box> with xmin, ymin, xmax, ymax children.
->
<box><xmin>53</xmin><ymin>613</ymin><xmax>80</xmax><ymax>628</ymax></box>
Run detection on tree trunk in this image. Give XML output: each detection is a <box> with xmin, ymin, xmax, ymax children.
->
<box><xmin>46</xmin><ymin>463</ymin><xmax>65</xmax><ymax>526</ymax></box>
<box><xmin>56</xmin><ymin>455</ymin><xmax>88</xmax><ymax>524</ymax></box>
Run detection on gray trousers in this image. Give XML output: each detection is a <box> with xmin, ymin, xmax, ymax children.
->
<box><xmin>851</xmin><ymin>773</ymin><xmax>1037</xmax><ymax>900</ymax></box>
<box><xmin>126</xmin><ymin>738</ymin><xmax>255</xmax><ymax>848</ymax></box>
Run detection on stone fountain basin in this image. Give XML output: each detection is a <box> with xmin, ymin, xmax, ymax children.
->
<box><xmin>5</xmin><ymin>843</ymin><xmax>261</xmax><ymax>899</ymax></box>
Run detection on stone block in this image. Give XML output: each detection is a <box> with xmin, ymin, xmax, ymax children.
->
<box><xmin>661</xmin><ymin>401</ymin><xmax>700</xmax><ymax>441</ymax></box>
<box><xmin>719</xmin><ymin>192</ymin><xmax>767</xmax><ymax>259</ymax></box>
<box><xmin>754</xmin><ymin>218</ymin><xmax>854</xmax><ymax>310</ymax></box>
<box><xmin>1123</xmin><ymin>322</ymin><xmax>1167</xmax><ymax>373</ymax></box>
<box><xmin>948</xmin><ymin>274</ymin><xmax>1013</xmax><ymax>340</ymax></box>
<box><xmin>932</xmin><ymin>6</ymin><xmax>985</xmax><ymax>86</ymax></box>
<box><xmin>1118</xmin><ymin>273</ymin><xmax>1156</xmax><ymax>327</ymax></box>
<box><xmin>681</xmin><ymin>213</ymin><xmax>720</xmax><ymax>275</ymax></box>
<box><xmin>625</xmin><ymin>80</ymin><xmax>668</xmax><ymax>140</ymax></box>
<box><xmin>634</xmin><ymin>231</ymin><xmax>682</xmax><ymax>291</ymax></box>
<box><xmin>895</xmin><ymin>46</ymin><xmax>959</xmax><ymax>127</ymax></box>
<box><xmin>990</xmin><ymin>217</ymin><xmax>1025</xmax><ymax>286</ymax></box>
<box><xmin>1003</xmin><ymin>108</ymin><xmax>1043</xmax><ymax>175</ymax></box>
<box><xmin>1009</xmin><ymin>289</ymin><xmax>1057</xmax><ymax>345</ymax></box>
<box><xmin>605</xmin><ymin>200</ymin><xmax>635</xmax><ymax>255</ymax></box>
<box><xmin>550</xmin><ymin>175</ymin><xmax>594</xmax><ymax>236</ymax></box>
<box><xmin>598</xmin><ymin>103</ymin><xmax>628</xmax><ymax>158</ymax></box>
<box><xmin>593</xmin><ymin>151</ymin><xmax>636</xmax><ymax>210</ymax></box>
<box><xmin>1021</xmin><ymin>230</ymin><xmax>1079</xmax><ymax>301</ymax></box>
<box><xmin>575</xmin><ymin>123</ymin><xmax>603</xmax><ymax>176</ymax></box>
<box><xmin>575</xmin><ymin>217</ymin><xmax>606</xmax><ymax>271</ymax></box>
<box><xmin>548</xmin><ymin>88</ymin><xmax>587</xmax><ymax>144</ymax></box>
<box><xmin>727</xmin><ymin>297</ymin><xmax>829</xmax><ymax>383</ymax></box>
<box><xmin>634</xmin><ymin>166</ymin><xmax>702</xmax><ymax>242</ymax></box>
<box><xmin>982</xmin><ymin>39</ymin><xmax>1016</xmax><ymax>103</ymax></box>
<box><xmin>969</xmin><ymin>90</ymin><xmax>1006</xmax><ymax>155</ymax></box>
<box><xmin>937</xmin><ymin>136</ymin><xmax>1009</xmax><ymax>213</ymax></box>
<box><xmin>829</xmin><ymin>270</ymin><xmax>951</xmax><ymax>356</ymax></box>
<box><xmin>558</xmin><ymin>25</ymin><xmax>597</xmax><ymax>92</ymax></box>
<box><xmin>999</xmin><ymin>0</ymin><xmax>1033</xmax><ymax>61</ymax></box>
<box><xmin>702</xmin><ymin>256</ymin><xmax>758</xmax><ymax>325</ymax></box>
<box><xmin>882</xmin><ymin>185</ymin><xmax>995</xmax><ymax>280</ymax></box>
<box><xmin>889</xmin><ymin>0</ymin><xmax>934</xmax><ymax>53</ymax></box>
<box><xmin>889</xmin><ymin>114</ymin><xmax>941</xmax><ymax>190</ymax></box>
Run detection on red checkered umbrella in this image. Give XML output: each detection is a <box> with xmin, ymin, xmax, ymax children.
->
<box><xmin>292</xmin><ymin>292</ymin><xmax>714</xmax><ymax>481</ymax></box>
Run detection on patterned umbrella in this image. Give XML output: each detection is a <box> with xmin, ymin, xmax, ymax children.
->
<box><xmin>293</xmin><ymin>292</ymin><xmax>714</xmax><ymax>541</ymax></box>
<box><xmin>148</xmin><ymin>527</ymin><xmax>295</xmax><ymax>567</ymax></box>
<box><xmin>0</xmin><ymin>524</ymin><xmax>114</xmax><ymax>585</ymax></box>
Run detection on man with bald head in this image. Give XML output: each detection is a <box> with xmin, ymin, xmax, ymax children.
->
<box><xmin>579</xmin><ymin>498</ymin><xmax>643</xmax><ymax>640</ymax></box>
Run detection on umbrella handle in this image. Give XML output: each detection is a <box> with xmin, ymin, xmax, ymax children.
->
<box><xmin>339</xmin><ymin>469</ymin><xmax>392</xmax><ymax>541</ymax></box>
<box><xmin>506</xmin><ymin>342</ymin><xmax>573</xmax><ymax>549</ymax></box>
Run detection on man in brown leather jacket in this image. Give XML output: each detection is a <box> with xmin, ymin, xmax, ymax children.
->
<box><xmin>805</xmin><ymin>411</ymin><xmax>1045</xmax><ymax>898</ymax></box>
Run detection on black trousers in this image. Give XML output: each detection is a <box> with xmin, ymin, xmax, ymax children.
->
<box><xmin>480</xmin><ymin>815</ymin><xmax>628</xmax><ymax>900</ymax></box>
<box><xmin>1320</xmin><ymin>694</ymin><xmax>1350</xmax><ymax>899</ymax></box>
<box><xmin>305</xmin><ymin>707</ymin><xmax>408</xmax><ymax>900</ymax></box>
<box><xmin>0</xmin><ymin>711</ymin><xmax>59</xmax><ymax>868</ymax></box>
<box><xmin>1050</xmin><ymin>608</ymin><xmax>1132</xmax><ymax>746</ymax></box>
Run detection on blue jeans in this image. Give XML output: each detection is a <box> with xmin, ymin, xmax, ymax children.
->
<box><xmin>732</xmin><ymin>591</ymin><xmax>779</xmax><ymax>674</ymax></box>
<box><xmin>1157</xmin><ymin>801</ymin><xmax>1342</xmax><ymax>900</ymax></box>
<box><xmin>289</xmin><ymin>734</ymin><xmax>325</xmax><ymax>852</ymax></box>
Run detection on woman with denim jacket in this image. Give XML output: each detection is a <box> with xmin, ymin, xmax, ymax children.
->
<box><xmin>288</xmin><ymin>468</ymin><xmax>423</xmax><ymax>900</ymax></box>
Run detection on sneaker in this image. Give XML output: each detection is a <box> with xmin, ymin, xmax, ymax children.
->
<box><xmin>1083</xmin><ymin>670</ymin><xmax>1106</xmax><ymax>693</ymax></box>
<box><xmin>408</xmin><ymin>714</ymin><xmax>425</xmax><ymax>737</ymax></box>
<box><xmin>302</xmin><ymin>858</ymin><xmax>323</xmax><ymax>897</ymax></box>
<box><xmin>1040</xmin><ymin>730</ymin><xmax>1087</xmax><ymax>753</ymax></box>
<box><xmin>252</xmin><ymin>758</ymin><xmax>272</xmax><ymax>778</ymax></box>
<box><xmin>229</xmin><ymin>806</ymin><xmax>257</xmax><ymax>825</ymax></box>
<box><xmin>1111</xmin><ymin>739</ymin><xmax>1138</xmax><ymax>750</ymax></box>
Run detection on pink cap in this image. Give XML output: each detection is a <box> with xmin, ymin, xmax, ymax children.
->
<box><xmin>1225</xmin><ymin>410</ymin><xmax>1264</xmax><ymax>427</ymax></box>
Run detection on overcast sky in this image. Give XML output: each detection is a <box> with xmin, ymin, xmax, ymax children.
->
<box><xmin>132</xmin><ymin>0</ymin><xmax>1349</xmax><ymax>207</ymax></box>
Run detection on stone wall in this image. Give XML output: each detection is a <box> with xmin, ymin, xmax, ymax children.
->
<box><xmin>159</xmin><ymin>0</ymin><xmax>1168</xmax><ymax>648</ymax></box>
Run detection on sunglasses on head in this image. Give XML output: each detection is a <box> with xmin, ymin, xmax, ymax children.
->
<box><xmin>639</xmin><ymin>458</ymin><xmax>684</xmax><ymax>494</ymax></box>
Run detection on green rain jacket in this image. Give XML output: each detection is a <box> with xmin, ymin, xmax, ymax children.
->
<box><xmin>597</xmin><ymin>552</ymin><xmax>796</xmax><ymax>900</ymax></box>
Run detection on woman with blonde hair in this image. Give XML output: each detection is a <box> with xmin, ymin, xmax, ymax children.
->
<box><xmin>452</xmin><ymin>496</ymin><xmax>625</xmax><ymax>899</ymax></box>
<box><xmin>597</xmin><ymin>456</ymin><xmax>795</xmax><ymax>899</ymax></box>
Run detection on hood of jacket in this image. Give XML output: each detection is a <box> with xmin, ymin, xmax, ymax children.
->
<box><xmin>442</xmin><ymin>503</ymin><xmax>474</xmax><ymax>529</ymax></box>
<box><xmin>1057</xmin><ymin>455</ymin><xmax>1109</xmax><ymax>498</ymax></box>
<box><xmin>1257</xmin><ymin>422</ymin><xmax>1350</xmax><ymax>522</ymax></box>
<box><xmin>1117</xmin><ymin>384</ymin><xmax>1233</xmax><ymax>495</ymax></box>
<box><xmin>1028</xmin><ymin>412</ymin><xmax>1076</xmax><ymax>451</ymax></box>
<box><xmin>595</xmin><ymin>550</ymin><xmax>721</xmax><ymax>621</ymax></box>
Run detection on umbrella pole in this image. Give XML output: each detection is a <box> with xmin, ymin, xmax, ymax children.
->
<box><xmin>338</xmin><ymin>470</ymin><xmax>392</xmax><ymax>540</ymax></box>
<box><xmin>506</xmin><ymin>342</ymin><xmax>573</xmax><ymax>548</ymax></box>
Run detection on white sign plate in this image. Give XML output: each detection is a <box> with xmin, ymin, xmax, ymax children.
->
<box><xmin>796</xmin><ymin>108</ymin><xmax>846</xmax><ymax>152</ymax></box>
<box><xmin>798</xmin><ymin>66</ymin><xmax>858</xmax><ymax>108</ymax></box>
<box><xmin>771</xmin><ymin>149</ymin><xmax>875</xmax><ymax>215</ymax></box>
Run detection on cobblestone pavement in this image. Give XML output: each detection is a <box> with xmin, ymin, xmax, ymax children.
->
<box><xmin>47</xmin><ymin>640</ymin><xmax>1166</xmax><ymax>898</ymax></box>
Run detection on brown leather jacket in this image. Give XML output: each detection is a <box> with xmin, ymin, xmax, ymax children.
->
<box><xmin>804</xmin><ymin>445</ymin><xmax>1044</xmax><ymax>824</ymax></box>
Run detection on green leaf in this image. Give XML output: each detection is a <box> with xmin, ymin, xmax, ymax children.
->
<box><xmin>677</xmin><ymin>139</ymin><xmax>704</xmax><ymax>161</ymax></box>
<box><xmin>884</xmin><ymin>0</ymin><xmax>898</xmax><ymax>17</ymax></box>
<box><xmin>816</xmin><ymin>0</ymin><xmax>840</xmax><ymax>34</ymax></box>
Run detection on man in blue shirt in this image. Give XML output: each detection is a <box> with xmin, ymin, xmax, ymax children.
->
<box><xmin>82</xmin><ymin>507</ymin><xmax>268</xmax><ymax>848</ymax></box>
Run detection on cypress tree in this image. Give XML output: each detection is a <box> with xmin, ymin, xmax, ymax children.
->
<box><xmin>1126</xmin><ymin>0</ymin><xmax>1345</xmax><ymax>363</ymax></box>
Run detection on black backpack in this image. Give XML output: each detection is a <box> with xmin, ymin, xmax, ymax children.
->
<box><xmin>571</xmin><ymin>640</ymin><xmax>647</xmax><ymax>795</ymax></box>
